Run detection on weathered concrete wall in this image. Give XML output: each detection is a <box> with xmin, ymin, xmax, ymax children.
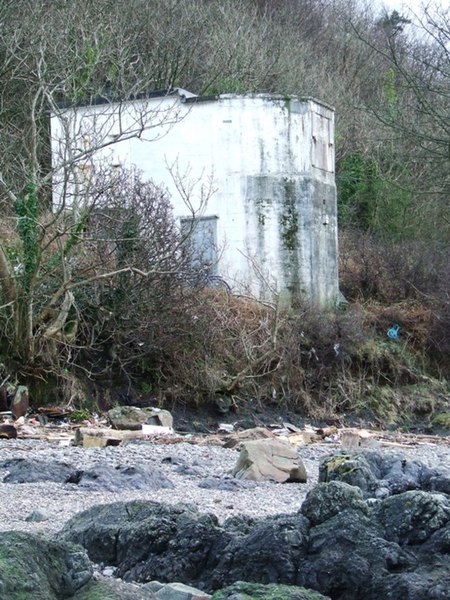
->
<box><xmin>51</xmin><ymin>92</ymin><xmax>339</xmax><ymax>305</ymax></box>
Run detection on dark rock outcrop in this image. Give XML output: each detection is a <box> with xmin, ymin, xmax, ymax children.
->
<box><xmin>60</xmin><ymin>450</ymin><xmax>450</xmax><ymax>600</ymax></box>
<box><xmin>68</xmin><ymin>464</ymin><xmax>174</xmax><ymax>492</ymax></box>
<box><xmin>300</xmin><ymin>481</ymin><xmax>368</xmax><ymax>525</ymax></box>
<box><xmin>212</xmin><ymin>513</ymin><xmax>310</xmax><ymax>589</ymax></box>
<box><xmin>373</xmin><ymin>489</ymin><xmax>450</xmax><ymax>545</ymax></box>
<box><xmin>319</xmin><ymin>450</ymin><xmax>450</xmax><ymax>499</ymax></box>
<box><xmin>299</xmin><ymin>506</ymin><xmax>417</xmax><ymax>599</ymax></box>
<box><xmin>198</xmin><ymin>477</ymin><xmax>255</xmax><ymax>491</ymax></box>
<box><xmin>61</xmin><ymin>500</ymin><xmax>224</xmax><ymax>587</ymax></box>
<box><xmin>1</xmin><ymin>457</ymin><xmax>173</xmax><ymax>491</ymax></box>
<box><xmin>1</xmin><ymin>458</ymin><xmax>75</xmax><ymax>483</ymax></box>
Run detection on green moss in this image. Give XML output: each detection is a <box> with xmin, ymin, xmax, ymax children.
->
<box><xmin>284</xmin><ymin>96</ymin><xmax>292</xmax><ymax>112</ymax></box>
<box><xmin>212</xmin><ymin>582</ymin><xmax>328</xmax><ymax>600</ymax></box>
<box><xmin>75</xmin><ymin>579</ymin><xmax>155</xmax><ymax>599</ymax></box>
<box><xmin>323</xmin><ymin>455</ymin><xmax>351</xmax><ymax>473</ymax></box>
<box><xmin>0</xmin><ymin>531</ymin><xmax>91</xmax><ymax>600</ymax></box>
<box><xmin>68</xmin><ymin>409</ymin><xmax>91</xmax><ymax>422</ymax></box>
<box><xmin>431</xmin><ymin>412</ymin><xmax>450</xmax><ymax>429</ymax></box>
<box><xmin>279</xmin><ymin>179</ymin><xmax>298</xmax><ymax>252</ymax></box>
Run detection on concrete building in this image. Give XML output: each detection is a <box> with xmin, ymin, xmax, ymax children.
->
<box><xmin>51</xmin><ymin>89</ymin><xmax>339</xmax><ymax>305</ymax></box>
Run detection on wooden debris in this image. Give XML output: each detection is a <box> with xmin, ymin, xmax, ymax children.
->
<box><xmin>38</xmin><ymin>407</ymin><xmax>73</xmax><ymax>419</ymax></box>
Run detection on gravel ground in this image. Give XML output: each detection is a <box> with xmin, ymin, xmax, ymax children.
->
<box><xmin>0</xmin><ymin>436</ymin><xmax>449</xmax><ymax>537</ymax></box>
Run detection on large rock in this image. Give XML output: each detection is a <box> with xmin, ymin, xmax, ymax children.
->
<box><xmin>75</xmin><ymin>578</ymin><xmax>158</xmax><ymax>599</ymax></box>
<box><xmin>0</xmin><ymin>424</ymin><xmax>17</xmax><ymax>439</ymax></box>
<box><xmin>232</xmin><ymin>439</ymin><xmax>307</xmax><ymax>483</ymax></box>
<box><xmin>318</xmin><ymin>450</ymin><xmax>447</xmax><ymax>498</ymax></box>
<box><xmin>374</xmin><ymin>490</ymin><xmax>450</xmax><ymax>545</ymax></box>
<box><xmin>297</xmin><ymin>508</ymin><xmax>416</xmax><ymax>599</ymax></box>
<box><xmin>2</xmin><ymin>458</ymin><xmax>173</xmax><ymax>492</ymax></box>
<box><xmin>69</xmin><ymin>464</ymin><xmax>174</xmax><ymax>492</ymax></box>
<box><xmin>0</xmin><ymin>530</ymin><xmax>92</xmax><ymax>600</ymax></box>
<box><xmin>212</xmin><ymin>582</ymin><xmax>330</xmax><ymax>600</ymax></box>
<box><xmin>59</xmin><ymin>451</ymin><xmax>450</xmax><ymax>599</ymax></box>
<box><xmin>300</xmin><ymin>481</ymin><xmax>368</xmax><ymax>526</ymax></box>
<box><xmin>61</xmin><ymin>500</ymin><xmax>224</xmax><ymax>586</ymax></box>
<box><xmin>146</xmin><ymin>580</ymin><xmax>212</xmax><ymax>600</ymax></box>
<box><xmin>108</xmin><ymin>406</ymin><xmax>173</xmax><ymax>430</ymax></box>
<box><xmin>1</xmin><ymin>457</ymin><xmax>74</xmax><ymax>483</ymax></box>
<box><xmin>211</xmin><ymin>513</ymin><xmax>310</xmax><ymax>589</ymax></box>
<box><xmin>10</xmin><ymin>384</ymin><xmax>29</xmax><ymax>418</ymax></box>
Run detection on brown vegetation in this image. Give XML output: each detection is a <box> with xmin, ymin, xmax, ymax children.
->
<box><xmin>0</xmin><ymin>0</ymin><xmax>448</xmax><ymax>425</ymax></box>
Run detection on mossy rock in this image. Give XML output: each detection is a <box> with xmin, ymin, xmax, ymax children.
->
<box><xmin>212</xmin><ymin>582</ymin><xmax>330</xmax><ymax>600</ymax></box>
<box><xmin>75</xmin><ymin>578</ymin><xmax>156</xmax><ymax>600</ymax></box>
<box><xmin>0</xmin><ymin>531</ymin><xmax>92</xmax><ymax>600</ymax></box>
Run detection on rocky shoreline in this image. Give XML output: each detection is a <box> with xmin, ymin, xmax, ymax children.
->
<box><xmin>1</xmin><ymin>432</ymin><xmax>449</xmax><ymax>599</ymax></box>
<box><xmin>1</xmin><ymin>433</ymin><xmax>448</xmax><ymax>535</ymax></box>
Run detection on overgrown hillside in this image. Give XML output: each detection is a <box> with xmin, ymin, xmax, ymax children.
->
<box><xmin>0</xmin><ymin>0</ymin><xmax>448</xmax><ymax>427</ymax></box>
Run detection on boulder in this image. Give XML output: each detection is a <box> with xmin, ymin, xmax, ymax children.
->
<box><xmin>198</xmin><ymin>477</ymin><xmax>255</xmax><ymax>491</ymax></box>
<box><xmin>68</xmin><ymin>464</ymin><xmax>174</xmax><ymax>492</ymax></box>
<box><xmin>2</xmin><ymin>457</ymin><xmax>173</xmax><ymax>492</ymax></box>
<box><xmin>374</xmin><ymin>490</ymin><xmax>450</xmax><ymax>545</ymax></box>
<box><xmin>108</xmin><ymin>406</ymin><xmax>173</xmax><ymax>430</ymax></box>
<box><xmin>211</xmin><ymin>582</ymin><xmax>330</xmax><ymax>600</ymax></box>
<box><xmin>297</xmin><ymin>509</ymin><xmax>415</xmax><ymax>599</ymax></box>
<box><xmin>211</xmin><ymin>513</ymin><xmax>310</xmax><ymax>589</ymax></box>
<box><xmin>75</xmin><ymin>578</ymin><xmax>158</xmax><ymax>599</ymax></box>
<box><xmin>144</xmin><ymin>407</ymin><xmax>174</xmax><ymax>428</ymax></box>
<box><xmin>319</xmin><ymin>450</ymin><xmax>437</xmax><ymax>498</ymax></box>
<box><xmin>301</xmin><ymin>481</ymin><xmax>368</xmax><ymax>526</ymax></box>
<box><xmin>25</xmin><ymin>510</ymin><xmax>50</xmax><ymax>523</ymax></box>
<box><xmin>1</xmin><ymin>457</ymin><xmax>74</xmax><ymax>483</ymax></box>
<box><xmin>0</xmin><ymin>530</ymin><xmax>92</xmax><ymax>600</ymax></box>
<box><xmin>147</xmin><ymin>581</ymin><xmax>212</xmax><ymax>600</ymax></box>
<box><xmin>232</xmin><ymin>439</ymin><xmax>307</xmax><ymax>483</ymax></box>
<box><xmin>422</xmin><ymin>471</ymin><xmax>450</xmax><ymax>495</ymax></box>
<box><xmin>61</xmin><ymin>500</ymin><xmax>224</xmax><ymax>586</ymax></box>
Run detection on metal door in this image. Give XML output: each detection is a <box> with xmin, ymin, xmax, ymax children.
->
<box><xmin>180</xmin><ymin>216</ymin><xmax>218</xmax><ymax>274</ymax></box>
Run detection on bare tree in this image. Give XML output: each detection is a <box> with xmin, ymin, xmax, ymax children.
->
<box><xmin>0</xmin><ymin>1</ymin><xmax>205</xmax><ymax>393</ymax></box>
